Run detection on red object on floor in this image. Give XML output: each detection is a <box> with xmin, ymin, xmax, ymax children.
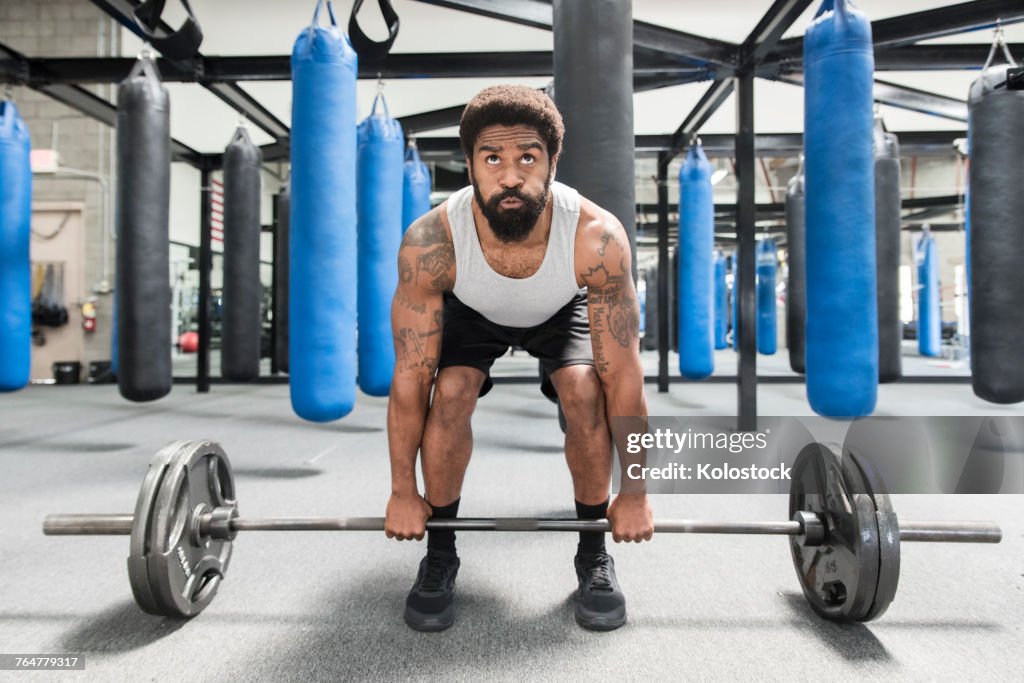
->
<box><xmin>179</xmin><ymin>331</ymin><xmax>199</xmax><ymax>353</ymax></box>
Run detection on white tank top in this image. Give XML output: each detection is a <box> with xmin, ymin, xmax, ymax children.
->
<box><xmin>448</xmin><ymin>181</ymin><xmax>583</xmax><ymax>327</ymax></box>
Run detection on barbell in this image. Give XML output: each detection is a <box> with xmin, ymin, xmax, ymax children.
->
<box><xmin>42</xmin><ymin>440</ymin><xmax>1002</xmax><ymax>622</ymax></box>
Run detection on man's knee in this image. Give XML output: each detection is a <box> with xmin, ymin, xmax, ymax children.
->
<box><xmin>429</xmin><ymin>367</ymin><xmax>484</xmax><ymax>424</ymax></box>
<box><xmin>552</xmin><ymin>366</ymin><xmax>606</xmax><ymax>433</ymax></box>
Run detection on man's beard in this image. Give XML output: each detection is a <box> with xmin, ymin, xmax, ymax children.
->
<box><xmin>471</xmin><ymin>171</ymin><xmax>550</xmax><ymax>244</ymax></box>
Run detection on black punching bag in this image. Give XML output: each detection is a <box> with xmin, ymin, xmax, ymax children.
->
<box><xmin>874</xmin><ymin>119</ymin><xmax>902</xmax><ymax>383</ymax></box>
<box><xmin>968</xmin><ymin>59</ymin><xmax>1024</xmax><ymax>403</ymax></box>
<box><xmin>553</xmin><ymin>0</ymin><xmax>636</xmax><ymax>272</ymax></box>
<box><xmin>786</xmin><ymin>160</ymin><xmax>806</xmax><ymax>374</ymax></box>
<box><xmin>116</xmin><ymin>56</ymin><xmax>171</xmax><ymax>402</ymax></box>
<box><xmin>643</xmin><ymin>266</ymin><xmax>658</xmax><ymax>351</ymax></box>
<box><xmin>221</xmin><ymin>126</ymin><xmax>263</xmax><ymax>381</ymax></box>
<box><xmin>273</xmin><ymin>185</ymin><xmax>290</xmax><ymax>374</ymax></box>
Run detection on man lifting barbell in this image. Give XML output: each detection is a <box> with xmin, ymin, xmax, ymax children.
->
<box><xmin>384</xmin><ymin>85</ymin><xmax>654</xmax><ymax>632</ymax></box>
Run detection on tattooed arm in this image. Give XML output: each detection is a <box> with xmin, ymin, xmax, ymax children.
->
<box><xmin>385</xmin><ymin>206</ymin><xmax>455</xmax><ymax>540</ymax></box>
<box><xmin>576</xmin><ymin>202</ymin><xmax>653</xmax><ymax>542</ymax></box>
<box><xmin>576</xmin><ymin>207</ymin><xmax>647</xmax><ymax>419</ymax></box>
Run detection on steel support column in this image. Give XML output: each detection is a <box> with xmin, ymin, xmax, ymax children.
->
<box><xmin>656</xmin><ymin>153</ymin><xmax>670</xmax><ymax>393</ymax></box>
<box><xmin>197</xmin><ymin>165</ymin><xmax>213</xmax><ymax>393</ymax></box>
<box><xmin>735</xmin><ymin>71</ymin><xmax>757</xmax><ymax>430</ymax></box>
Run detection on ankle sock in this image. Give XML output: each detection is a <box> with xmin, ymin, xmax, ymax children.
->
<box><xmin>575</xmin><ymin>498</ymin><xmax>609</xmax><ymax>555</ymax></box>
<box><xmin>427</xmin><ymin>497</ymin><xmax>460</xmax><ymax>554</ymax></box>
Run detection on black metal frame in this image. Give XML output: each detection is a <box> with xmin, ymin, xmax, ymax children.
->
<box><xmin>3</xmin><ymin>0</ymin><xmax>1014</xmax><ymax>416</ymax></box>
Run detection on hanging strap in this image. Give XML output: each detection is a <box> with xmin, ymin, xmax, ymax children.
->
<box><xmin>369</xmin><ymin>89</ymin><xmax>391</xmax><ymax>120</ymax></box>
<box><xmin>132</xmin><ymin>0</ymin><xmax>203</xmax><ymax>61</ymax></box>
<box><xmin>126</xmin><ymin>53</ymin><xmax>162</xmax><ymax>84</ymax></box>
<box><xmin>982</xmin><ymin>25</ymin><xmax>1019</xmax><ymax>72</ymax></box>
<box><xmin>405</xmin><ymin>138</ymin><xmax>421</xmax><ymax>163</ymax></box>
<box><xmin>348</xmin><ymin>0</ymin><xmax>400</xmax><ymax>64</ymax></box>
<box><xmin>310</xmin><ymin>0</ymin><xmax>338</xmax><ymax>32</ymax></box>
<box><xmin>814</xmin><ymin>0</ymin><xmax>836</xmax><ymax>19</ymax></box>
<box><xmin>981</xmin><ymin>25</ymin><xmax>1021</xmax><ymax>91</ymax></box>
<box><xmin>0</xmin><ymin>99</ymin><xmax>15</xmax><ymax>136</ymax></box>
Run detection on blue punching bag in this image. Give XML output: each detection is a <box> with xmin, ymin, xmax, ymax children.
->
<box><xmin>402</xmin><ymin>140</ymin><xmax>431</xmax><ymax>235</ymax></box>
<box><xmin>357</xmin><ymin>93</ymin><xmax>403</xmax><ymax>396</ymax></box>
<box><xmin>0</xmin><ymin>100</ymin><xmax>31</xmax><ymax>392</ymax></box>
<box><xmin>756</xmin><ymin>239</ymin><xmax>778</xmax><ymax>355</ymax></box>
<box><xmin>916</xmin><ymin>231</ymin><xmax>941</xmax><ymax>357</ymax></box>
<box><xmin>713</xmin><ymin>250</ymin><xmax>728</xmax><ymax>350</ymax></box>
<box><xmin>803</xmin><ymin>0</ymin><xmax>878</xmax><ymax>417</ymax></box>
<box><xmin>290</xmin><ymin>0</ymin><xmax>358</xmax><ymax>421</ymax></box>
<box><xmin>677</xmin><ymin>143</ymin><xmax>715</xmax><ymax>379</ymax></box>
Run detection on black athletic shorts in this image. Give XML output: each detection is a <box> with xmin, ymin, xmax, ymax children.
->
<box><xmin>437</xmin><ymin>291</ymin><xmax>594</xmax><ymax>399</ymax></box>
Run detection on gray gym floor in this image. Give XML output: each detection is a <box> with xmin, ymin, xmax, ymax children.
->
<box><xmin>1</xmin><ymin>370</ymin><xmax>1021</xmax><ymax>681</ymax></box>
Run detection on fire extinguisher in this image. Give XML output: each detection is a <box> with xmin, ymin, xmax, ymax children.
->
<box><xmin>82</xmin><ymin>299</ymin><xmax>97</xmax><ymax>333</ymax></box>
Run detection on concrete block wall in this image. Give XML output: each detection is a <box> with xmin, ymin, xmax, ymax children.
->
<box><xmin>1</xmin><ymin>0</ymin><xmax>120</xmax><ymax>372</ymax></box>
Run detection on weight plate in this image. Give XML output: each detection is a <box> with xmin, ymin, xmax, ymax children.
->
<box><xmin>145</xmin><ymin>441</ymin><xmax>237</xmax><ymax>618</ymax></box>
<box><xmin>128</xmin><ymin>441</ymin><xmax>190</xmax><ymax>615</ymax></box>
<box><xmin>788</xmin><ymin>442</ymin><xmax>880</xmax><ymax>622</ymax></box>
<box><xmin>847</xmin><ymin>448</ymin><xmax>901</xmax><ymax>622</ymax></box>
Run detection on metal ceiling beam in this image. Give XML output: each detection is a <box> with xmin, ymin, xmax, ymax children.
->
<box><xmin>395</xmin><ymin>62</ymin><xmax>708</xmax><ymax>136</ymax></box>
<box><xmin>902</xmin><ymin>206</ymin><xmax>959</xmax><ymax>222</ymax></box>
<box><xmin>398</xmin><ymin>104</ymin><xmax>467</xmax><ymax>137</ymax></box>
<box><xmin>739</xmin><ymin>0</ymin><xmax>816</xmax><ymax>66</ymax></box>
<box><xmin>204</xmin><ymin>82</ymin><xmax>290</xmax><ymax>139</ymax></box>
<box><xmin>411</xmin><ymin>0</ymin><xmax>739</xmax><ymax>71</ymax></box>
<box><xmin>761</xmin><ymin>43</ymin><xmax>1024</xmax><ymax>76</ymax></box>
<box><xmin>408</xmin><ymin>131</ymin><xmax>965</xmax><ymax>161</ymax></box>
<box><xmin>665</xmin><ymin>78</ymin><xmax>735</xmax><ymax>160</ymax></box>
<box><xmin>0</xmin><ymin>41</ymin><xmax>203</xmax><ymax>166</ymax></box>
<box><xmin>873</xmin><ymin>79</ymin><xmax>968</xmax><ymax>122</ymax></box>
<box><xmin>6</xmin><ymin>51</ymin><xmax>707</xmax><ymax>84</ymax></box>
<box><xmin>661</xmin><ymin>0</ymin><xmax>813</xmax><ymax>168</ymax></box>
<box><xmin>88</xmin><ymin>0</ymin><xmax>289</xmax><ymax>142</ymax></box>
<box><xmin>873</xmin><ymin>43</ymin><xmax>1024</xmax><ymax>71</ymax></box>
<box><xmin>631</xmin><ymin>20</ymin><xmax>738</xmax><ymax>70</ymax></box>
<box><xmin>413</xmin><ymin>0</ymin><xmax>554</xmax><ymax>31</ymax></box>
<box><xmin>869</xmin><ymin>0</ymin><xmax>1024</xmax><ymax>48</ymax></box>
<box><xmin>775</xmin><ymin>74</ymin><xmax>968</xmax><ymax>122</ymax></box>
<box><xmin>902</xmin><ymin>194</ymin><xmax>964</xmax><ymax>210</ymax></box>
<box><xmin>765</xmin><ymin>0</ymin><xmax>1024</xmax><ymax>67</ymax></box>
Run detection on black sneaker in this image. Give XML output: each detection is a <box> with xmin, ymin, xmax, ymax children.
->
<box><xmin>574</xmin><ymin>551</ymin><xmax>626</xmax><ymax>631</ymax></box>
<box><xmin>404</xmin><ymin>549</ymin><xmax>460</xmax><ymax>631</ymax></box>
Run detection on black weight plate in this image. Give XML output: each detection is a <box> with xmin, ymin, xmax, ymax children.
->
<box><xmin>788</xmin><ymin>442</ymin><xmax>880</xmax><ymax>621</ymax></box>
<box><xmin>146</xmin><ymin>440</ymin><xmax>236</xmax><ymax>618</ymax></box>
<box><xmin>128</xmin><ymin>441</ymin><xmax>190</xmax><ymax>615</ymax></box>
<box><xmin>846</xmin><ymin>448</ymin><xmax>901</xmax><ymax>622</ymax></box>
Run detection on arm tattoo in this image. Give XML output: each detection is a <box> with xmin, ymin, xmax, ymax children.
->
<box><xmin>584</xmin><ymin>260</ymin><xmax>640</xmax><ymax>356</ymax></box>
<box><xmin>590</xmin><ymin>308</ymin><xmax>610</xmax><ymax>374</ymax></box>
<box><xmin>399</xmin><ymin>256</ymin><xmax>413</xmax><ymax>285</ymax></box>
<box><xmin>416</xmin><ymin>243</ymin><xmax>455</xmax><ymax>291</ymax></box>
<box><xmin>402</xmin><ymin>211</ymin><xmax>448</xmax><ymax>248</ymax></box>
<box><xmin>394</xmin><ymin>326</ymin><xmax>439</xmax><ymax>373</ymax></box>
<box><xmin>395</xmin><ymin>288</ymin><xmax>426</xmax><ymax>314</ymax></box>
<box><xmin>596</xmin><ymin>226</ymin><xmax>624</xmax><ymax>258</ymax></box>
<box><xmin>419</xmin><ymin>308</ymin><xmax>443</xmax><ymax>337</ymax></box>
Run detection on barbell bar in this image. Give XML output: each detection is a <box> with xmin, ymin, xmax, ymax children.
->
<box><xmin>40</xmin><ymin>439</ymin><xmax>1005</xmax><ymax>622</ymax></box>
<box><xmin>43</xmin><ymin>514</ymin><xmax>1003</xmax><ymax>542</ymax></box>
